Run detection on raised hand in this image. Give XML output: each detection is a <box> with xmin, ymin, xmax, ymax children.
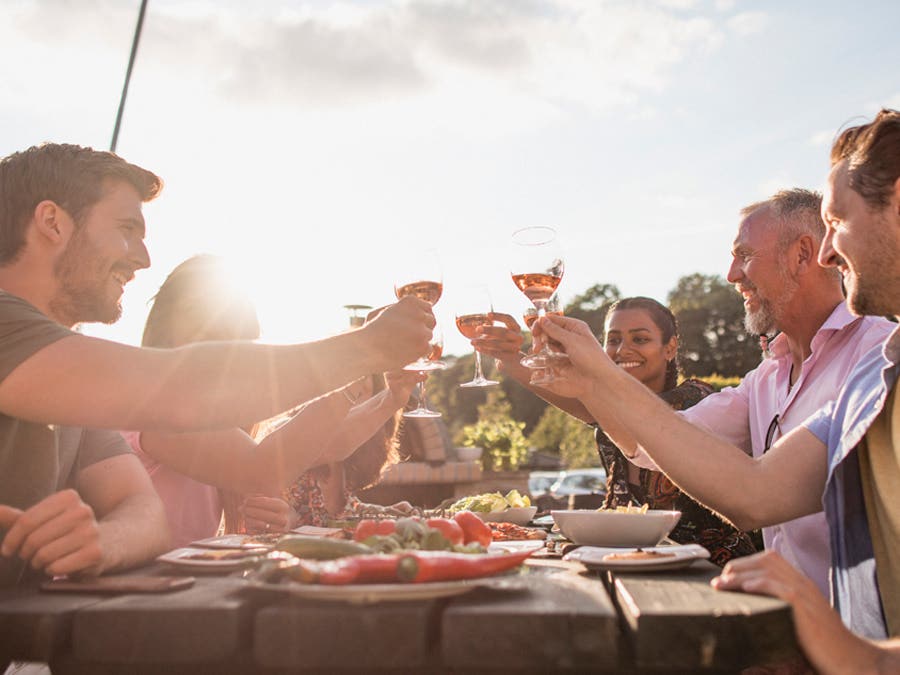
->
<box><xmin>0</xmin><ymin>490</ymin><xmax>103</xmax><ymax>578</ymax></box>
<box><xmin>240</xmin><ymin>495</ymin><xmax>296</xmax><ymax>533</ymax></box>
<box><xmin>472</xmin><ymin>312</ymin><xmax>525</xmax><ymax>368</ymax></box>
<box><xmin>383</xmin><ymin>368</ymin><xmax>425</xmax><ymax>409</ymax></box>
<box><xmin>361</xmin><ymin>296</ymin><xmax>435</xmax><ymax>372</ymax></box>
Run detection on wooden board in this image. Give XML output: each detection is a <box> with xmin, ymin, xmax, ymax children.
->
<box><xmin>613</xmin><ymin>562</ymin><xmax>801</xmax><ymax>671</ymax></box>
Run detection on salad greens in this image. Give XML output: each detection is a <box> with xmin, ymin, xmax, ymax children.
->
<box><xmin>449</xmin><ymin>490</ymin><xmax>531</xmax><ymax>513</ymax></box>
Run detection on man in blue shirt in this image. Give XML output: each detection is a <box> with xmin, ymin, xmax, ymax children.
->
<box><xmin>535</xmin><ymin>108</ymin><xmax>900</xmax><ymax>673</ymax></box>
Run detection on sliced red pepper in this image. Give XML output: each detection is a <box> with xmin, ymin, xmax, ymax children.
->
<box><xmin>452</xmin><ymin>511</ymin><xmax>493</xmax><ymax>547</ymax></box>
<box><xmin>349</xmin><ymin>554</ymin><xmax>404</xmax><ymax>583</ymax></box>
<box><xmin>396</xmin><ymin>549</ymin><xmax>533</xmax><ymax>584</ymax></box>
<box><xmin>288</xmin><ymin>558</ymin><xmax>361</xmax><ymax>585</ymax></box>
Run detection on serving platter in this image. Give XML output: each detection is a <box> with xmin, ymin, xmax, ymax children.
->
<box><xmin>246</xmin><ymin>578</ymin><xmax>483</xmax><ymax>604</ymax></box>
<box><xmin>562</xmin><ymin>544</ymin><xmax>709</xmax><ymax>572</ymax></box>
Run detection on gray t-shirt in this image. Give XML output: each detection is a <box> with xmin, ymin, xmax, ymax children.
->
<box><xmin>0</xmin><ymin>292</ymin><xmax>131</xmax><ymax>587</ymax></box>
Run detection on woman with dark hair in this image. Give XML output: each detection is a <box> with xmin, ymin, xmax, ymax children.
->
<box><xmin>595</xmin><ymin>297</ymin><xmax>756</xmax><ymax>564</ymax></box>
<box><xmin>473</xmin><ymin>296</ymin><xmax>756</xmax><ymax>565</ymax></box>
<box><xmin>124</xmin><ymin>254</ymin><xmax>421</xmax><ymax>546</ymax></box>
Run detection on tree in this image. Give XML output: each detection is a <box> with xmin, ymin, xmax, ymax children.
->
<box><xmin>456</xmin><ymin>390</ymin><xmax>529</xmax><ymax>471</ymax></box>
<box><xmin>668</xmin><ymin>273</ymin><xmax>761</xmax><ymax>378</ymax></box>
<box><xmin>527</xmin><ymin>406</ymin><xmax>599</xmax><ymax>469</ymax></box>
<box><xmin>564</xmin><ymin>283</ymin><xmax>622</xmax><ymax>339</ymax></box>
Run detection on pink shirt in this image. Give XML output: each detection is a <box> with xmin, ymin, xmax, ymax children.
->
<box><xmin>631</xmin><ymin>302</ymin><xmax>894</xmax><ymax>597</ymax></box>
<box><xmin>122</xmin><ymin>430</ymin><xmax>223</xmax><ymax>549</ymax></box>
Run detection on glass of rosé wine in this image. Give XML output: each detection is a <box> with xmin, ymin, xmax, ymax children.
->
<box><xmin>510</xmin><ymin>227</ymin><xmax>567</xmax><ymax>384</ymax></box>
<box><xmin>455</xmin><ymin>285</ymin><xmax>499</xmax><ymax>388</ymax></box>
<box><xmin>394</xmin><ymin>249</ymin><xmax>443</xmax><ymax>371</ymax></box>
<box><xmin>403</xmin><ymin>326</ymin><xmax>446</xmax><ymax>418</ymax></box>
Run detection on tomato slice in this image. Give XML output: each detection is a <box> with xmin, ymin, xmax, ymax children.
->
<box><xmin>353</xmin><ymin>519</ymin><xmax>378</xmax><ymax>542</ymax></box>
<box><xmin>426</xmin><ymin>517</ymin><xmax>464</xmax><ymax>546</ymax></box>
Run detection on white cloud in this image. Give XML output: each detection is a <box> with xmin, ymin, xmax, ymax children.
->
<box><xmin>3</xmin><ymin>0</ymin><xmax>728</xmax><ymax>121</ymax></box>
<box><xmin>809</xmin><ymin>129</ymin><xmax>834</xmax><ymax>147</ymax></box>
<box><xmin>726</xmin><ymin>11</ymin><xmax>767</xmax><ymax>35</ymax></box>
<box><xmin>714</xmin><ymin>0</ymin><xmax>737</xmax><ymax>11</ymax></box>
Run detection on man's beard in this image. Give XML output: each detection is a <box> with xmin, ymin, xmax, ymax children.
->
<box><xmin>49</xmin><ymin>230</ymin><xmax>123</xmax><ymax>326</ymax></box>
<box><xmin>743</xmin><ymin>267</ymin><xmax>799</xmax><ymax>337</ymax></box>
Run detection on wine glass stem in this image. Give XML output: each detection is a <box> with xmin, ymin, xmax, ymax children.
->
<box><xmin>419</xmin><ymin>379</ymin><xmax>430</xmax><ymax>411</ymax></box>
<box><xmin>473</xmin><ymin>351</ymin><xmax>486</xmax><ymax>381</ymax></box>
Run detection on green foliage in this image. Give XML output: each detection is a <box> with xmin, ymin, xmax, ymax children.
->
<box><xmin>697</xmin><ymin>373</ymin><xmax>743</xmax><ymax>392</ymax></box>
<box><xmin>668</xmin><ymin>273</ymin><xmax>761</xmax><ymax>378</ymax></box>
<box><xmin>456</xmin><ymin>390</ymin><xmax>529</xmax><ymax>471</ymax></box>
<box><xmin>527</xmin><ymin>406</ymin><xmax>598</xmax><ymax>469</ymax></box>
<box><xmin>564</xmin><ymin>283</ymin><xmax>622</xmax><ymax>339</ymax></box>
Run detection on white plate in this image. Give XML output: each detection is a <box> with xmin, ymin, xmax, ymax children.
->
<box><xmin>474</xmin><ymin>506</ymin><xmax>538</xmax><ymax>526</ymax></box>
<box><xmin>248</xmin><ymin>578</ymin><xmax>483</xmax><ymax>604</ymax></box>
<box><xmin>488</xmin><ymin>540</ymin><xmax>547</xmax><ymax>554</ymax></box>
<box><xmin>190</xmin><ymin>534</ymin><xmax>278</xmax><ymax>550</ymax></box>
<box><xmin>562</xmin><ymin>544</ymin><xmax>709</xmax><ymax>572</ymax></box>
<box><xmin>157</xmin><ymin>546</ymin><xmax>267</xmax><ymax>571</ymax></box>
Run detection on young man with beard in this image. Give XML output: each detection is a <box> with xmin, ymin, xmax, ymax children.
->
<box><xmin>474</xmin><ymin>188</ymin><xmax>893</xmax><ymax>596</ymax></box>
<box><xmin>536</xmin><ymin>108</ymin><xmax>900</xmax><ymax>671</ymax></box>
<box><xmin>0</xmin><ymin>143</ymin><xmax>435</xmax><ymax>589</ymax></box>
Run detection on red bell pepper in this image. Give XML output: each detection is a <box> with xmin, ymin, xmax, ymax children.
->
<box><xmin>288</xmin><ymin>554</ymin><xmax>406</xmax><ymax>585</ymax></box>
<box><xmin>396</xmin><ymin>549</ymin><xmax>533</xmax><ymax>583</ymax></box>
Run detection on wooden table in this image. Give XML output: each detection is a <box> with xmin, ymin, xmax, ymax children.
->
<box><xmin>0</xmin><ymin>556</ymin><xmax>801</xmax><ymax>674</ymax></box>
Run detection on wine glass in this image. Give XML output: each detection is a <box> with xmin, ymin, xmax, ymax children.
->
<box><xmin>395</xmin><ymin>249</ymin><xmax>443</xmax><ymax>370</ymax></box>
<box><xmin>509</xmin><ymin>226</ymin><xmax>566</xmax><ymax>370</ymax></box>
<box><xmin>455</xmin><ymin>285</ymin><xmax>499</xmax><ymax>388</ymax></box>
<box><xmin>403</xmin><ymin>326</ymin><xmax>446</xmax><ymax>418</ymax></box>
<box><xmin>523</xmin><ymin>293</ymin><xmax>562</xmax><ymax>331</ymax></box>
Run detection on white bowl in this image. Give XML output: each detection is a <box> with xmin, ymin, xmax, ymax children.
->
<box><xmin>550</xmin><ymin>509</ymin><xmax>681</xmax><ymax>547</ymax></box>
<box><xmin>455</xmin><ymin>446</ymin><xmax>483</xmax><ymax>462</ymax></box>
<box><xmin>473</xmin><ymin>506</ymin><xmax>538</xmax><ymax>526</ymax></box>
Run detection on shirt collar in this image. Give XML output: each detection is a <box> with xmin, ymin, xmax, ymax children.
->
<box><xmin>885</xmin><ymin>324</ymin><xmax>900</xmax><ymax>366</ymax></box>
<box><xmin>766</xmin><ymin>301</ymin><xmax>858</xmax><ymax>359</ymax></box>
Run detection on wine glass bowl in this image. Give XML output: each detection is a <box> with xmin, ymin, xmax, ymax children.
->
<box><xmin>455</xmin><ymin>285</ymin><xmax>499</xmax><ymax>388</ymax></box>
<box><xmin>509</xmin><ymin>227</ymin><xmax>567</xmax><ymax>371</ymax></box>
<box><xmin>395</xmin><ymin>249</ymin><xmax>443</xmax><ymax>371</ymax></box>
<box><xmin>395</xmin><ymin>280</ymin><xmax>443</xmax><ymax>305</ymax></box>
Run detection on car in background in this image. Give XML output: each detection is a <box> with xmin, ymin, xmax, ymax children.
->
<box><xmin>533</xmin><ymin>468</ymin><xmax>608</xmax><ymax>512</ymax></box>
<box><xmin>548</xmin><ymin>468</ymin><xmax>607</xmax><ymax>498</ymax></box>
<box><xmin>527</xmin><ymin>471</ymin><xmax>561</xmax><ymax>499</ymax></box>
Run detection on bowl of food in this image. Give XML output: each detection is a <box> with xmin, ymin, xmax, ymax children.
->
<box><xmin>550</xmin><ymin>507</ymin><xmax>681</xmax><ymax>547</ymax></box>
<box><xmin>448</xmin><ymin>490</ymin><xmax>537</xmax><ymax>526</ymax></box>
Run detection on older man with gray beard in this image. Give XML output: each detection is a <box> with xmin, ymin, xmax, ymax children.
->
<box><xmin>624</xmin><ymin>188</ymin><xmax>894</xmax><ymax>597</ymax></box>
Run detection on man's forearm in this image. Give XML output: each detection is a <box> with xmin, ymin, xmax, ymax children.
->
<box><xmin>576</xmin><ymin>365</ymin><xmax>819</xmax><ymax>529</ymax></box>
<box><xmin>96</xmin><ymin>493</ymin><xmax>171</xmax><ymax>574</ymax></box>
<box><xmin>316</xmin><ymin>390</ymin><xmax>398</xmax><ymax>465</ymax></box>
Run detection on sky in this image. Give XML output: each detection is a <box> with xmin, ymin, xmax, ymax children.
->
<box><xmin>2</xmin><ymin>0</ymin><xmax>898</xmax><ymax>358</ymax></box>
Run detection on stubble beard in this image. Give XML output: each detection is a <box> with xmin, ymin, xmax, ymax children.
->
<box><xmin>49</xmin><ymin>230</ymin><xmax>123</xmax><ymax>326</ymax></box>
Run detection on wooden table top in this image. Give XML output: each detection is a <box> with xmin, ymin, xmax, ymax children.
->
<box><xmin>0</xmin><ymin>555</ymin><xmax>801</xmax><ymax>674</ymax></box>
